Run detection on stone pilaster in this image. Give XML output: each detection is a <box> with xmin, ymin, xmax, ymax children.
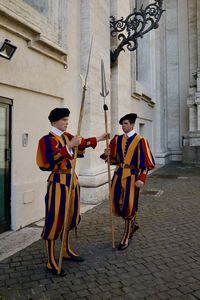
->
<box><xmin>154</xmin><ymin>2</ymin><xmax>171</xmax><ymax>164</ymax></box>
<box><xmin>196</xmin><ymin>70</ymin><xmax>200</xmax><ymax>130</ymax></box>
<box><xmin>188</xmin><ymin>0</ymin><xmax>198</xmax><ymax>86</ymax></box>
<box><xmin>183</xmin><ymin>71</ymin><xmax>200</xmax><ymax>163</ymax></box>
<box><xmin>187</xmin><ymin>89</ymin><xmax>197</xmax><ymax>132</ymax></box>
<box><xmin>78</xmin><ymin>0</ymin><xmax>111</xmax><ymax>204</ymax></box>
<box><xmin>165</xmin><ymin>0</ymin><xmax>182</xmax><ymax>161</ymax></box>
<box><xmin>196</xmin><ymin>98</ymin><xmax>200</xmax><ymax>131</ymax></box>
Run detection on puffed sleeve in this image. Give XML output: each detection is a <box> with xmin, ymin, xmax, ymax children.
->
<box><xmin>100</xmin><ymin>135</ymin><xmax>119</xmax><ymax>165</ymax></box>
<box><xmin>137</xmin><ymin>138</ymin><xmax>155</xmax><ymax>183</ymax></box>
<box><xmin>66</xmin><ymin>133</ymin><xmax>97</xmax><ymax>158</ymax></box>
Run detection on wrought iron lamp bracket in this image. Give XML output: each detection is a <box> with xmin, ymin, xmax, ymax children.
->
<box><xmin>110</xmin><ymin>0</ymin><xmax>165</xmax><ymax>64</ymax></box>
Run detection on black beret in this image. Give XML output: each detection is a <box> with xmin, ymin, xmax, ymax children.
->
<box><xmin>119</xmin><ymin>113</ymin><xmax>137</xmax><ymax>125</ymax></box>
<box><xmin>48</xmin><ymin>108</ymin><xmax>70</xmax><ymax>122</ymax></box>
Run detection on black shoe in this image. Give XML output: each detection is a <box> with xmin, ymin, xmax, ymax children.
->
<box><xmin>46</xmin><ymin>267</ymin><xmax>66</xmax><ymax>277</ymax></box>
<box><xmin>130</xmin><ymin>224</ymin><xmax>139</xmax><ymax>239</ymax></box>
<box><xmin>117</xmin><ymin>242</ymin><xmax>129</xmax><ymax>251</ymax></box>
<box><xmin>63</xmin><ymin>255</ymin><xmax>85</xmax><ymax>262</ymax></box>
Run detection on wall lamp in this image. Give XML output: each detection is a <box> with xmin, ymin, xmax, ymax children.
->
<box><xmin>0</xmin><ymin>39</ymin><xmax>17</xmax><ymax>60</ymax></box>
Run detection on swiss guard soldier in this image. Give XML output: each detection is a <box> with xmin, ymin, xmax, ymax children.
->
<box><xmin>37</xmin><ymin>107</ymin><xmax>106</xmax><ymax>276</ymax></box>
<box><xmin>101</xmin><ymin>113</ymin><xmax>155</xmax><ymax>251</ymax></box>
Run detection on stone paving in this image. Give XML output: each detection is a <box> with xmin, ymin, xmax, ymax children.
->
<box><xmin>0</xmin><ymin>162</ymin><xmax>200</xmax><ymax>300</ymax></box>
<box><xmin>0</xmin><ymin>204</ymin><xmax>96</xmax><ymax>263</ymax></box>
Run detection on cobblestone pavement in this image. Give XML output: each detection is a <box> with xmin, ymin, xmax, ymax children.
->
<box><xmin>1</xmin><ymin>162</ymin><xmax>200</xmax><ymax>300</ymax></box>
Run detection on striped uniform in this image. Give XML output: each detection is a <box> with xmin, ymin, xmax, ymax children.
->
<box><xmin>108</xmin><ymin>133</ymin><xmax>155</xmax><ymax>220</ymax></box>
<box><xmin>37</xmin><ymin>131</ymin><xmax>97</xmax><ymax>241</ymax></box>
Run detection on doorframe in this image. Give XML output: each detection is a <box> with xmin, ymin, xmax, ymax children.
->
<box><xmin>0</xmin><ymin>97</ymin><xmax>12</xmax><ymax>233</ymax></box>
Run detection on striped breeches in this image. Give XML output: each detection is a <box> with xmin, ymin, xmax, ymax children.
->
<box><xmin>111</xmin><ymin>174</ymin><xmax>139</xmax><ymax>219</ymax></box>
<box><xmin>41</xmin><ymin>179</ymin><xmax>80</xmax><ymax>240</ymax></box>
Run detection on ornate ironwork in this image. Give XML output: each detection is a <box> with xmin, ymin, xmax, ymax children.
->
<box><xmin>110</xmin><ymin>0</ymin><xmax>165</xmax><ymax>64</ymax></box>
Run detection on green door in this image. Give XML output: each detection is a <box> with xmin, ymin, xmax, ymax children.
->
<box><xmin>0</xmin><ymin>98</ymin><xmax>12</xmax><ymax>233</ymax></box>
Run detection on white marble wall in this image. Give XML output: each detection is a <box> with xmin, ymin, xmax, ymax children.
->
<box><xmin>154</xmin><ymin>3</ymin><xmax>170</xmax><ymax>164</ymax></box>
<box><xmin>110</xmin><ymin>0</ymin><xmax>133</xmax><ymax>135</ymax></box>
<box><xmin>166</xmin><ymin>0</ymin><xmax>181</xmax><ymax>160</ymax></box>
<box><xmin>77</xmin><ymin>0</ymin><xmax>111</xmax><ymax>203</ymax></box>
<box><xmin>110</xmin><ymin>0</ymin><xmax>156</xmax><ymax>153</ymax></box>
<box><xmin>188</xmin><ymin>0</ymin><xmax>197</xmax><ymax>87</ymax></box>
<box><xmin>177</xmin><ymin>0</ymin><xmax>190</xmax><ymax>151</ymax></box>
<box><xmin>183</xmin><ymin>0</ymin><xmax>200</xmax><ymax>156</ymax></box>
<box><xmin>154</xmin><ymin>0</ymin><xmax>190</xmax><ymax>162</ymax></box>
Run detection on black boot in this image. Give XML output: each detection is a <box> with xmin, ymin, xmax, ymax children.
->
<box><xmin>129</xmin><ymin>220</ymin><xmax>139</xmax><ymax>239</ymax></box>
<box><xmin>118</xmin><ymin>219</ymin><xmax>132</xmax><ymax>251</ymax></box>
<box><xmin>45</xmin><ymin>240</ymin><xmax>66</xmax><ymax>276</ymax></box>
<box><xmin>62</xmin><ymin>230</ymin><xmax>84</xmax><ymax>262</ymax></box>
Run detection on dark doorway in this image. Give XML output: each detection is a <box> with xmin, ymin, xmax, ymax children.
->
<box><xmin>0</xmin><ymin>97</ymin><xmax>12</xmax><ymax>233</ymax></box>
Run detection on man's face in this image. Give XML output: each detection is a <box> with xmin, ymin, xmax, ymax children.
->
<box><xmin>121</xmin><ymin>120</ymin><xmax>134</xmax><ymax>134</ymax></box>
<box><xmin>52</xmin><ymin>117</ymin><xmax>69</xmax><ymax>132</ymax></box>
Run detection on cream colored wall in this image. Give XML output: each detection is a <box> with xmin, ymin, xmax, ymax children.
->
<box><xmin>0</xmin><ymin>85</ymin><xmax>63</xmax><ymax>229</ymax></box>
<box><xmin>0</xmin><ymin>31</ymin><xmax>67</xmax><ymax>98</ymax></box>
<box><xmin>63</xmin><ymin>0</ymin><xmax>81</xmax><ymax>135</ymax></box>
<box><xmin>0</xmin><ymin>0</ymin><xmax>111</xmax><ymax>229</ymax></box>
<box><xmin>0</xmin><ymin>0</ymin><xmax>81</xmax><ymax>229</ymax></box>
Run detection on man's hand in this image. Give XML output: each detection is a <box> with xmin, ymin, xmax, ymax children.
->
<box><xmin>68</xmin><ymin>136</ymin><xmax>82</xmax><ymax>151</ymax></box>
<box><xmin>96</xmin><ymin>133</ymin><xmax>110</xmax><ymax>142</ymax></box>
<box><xmin>135</xmin><ymin>180</ymin><xmax>144</xmax><ymax>189</ymax></box>
<box><xmin>104</xmin><ymin>147</ymin><xmax>111</xmax><ymax>157</ymax></box>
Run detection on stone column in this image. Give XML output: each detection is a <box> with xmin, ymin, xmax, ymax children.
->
<box><xmin>196</xmin><ymin>70</ymin><xmax>200</xmax><ymax>130</ymax></box>
<box><xmin>197</xmin><ymin>0</ymin><xmax>200</xmax><ymax>68</ymax></box>
<box><xmin>183</xmin><ymin>75</ymin><xmax>200</xmax><ymax>164</ymax></box>
<box><xmin>78</xmin><ymin>0</ymin><xmax>111</xmax><ymax>204</ymax></box>
<box><xmin>154</xmin><ymin>4</ymin><xmax>171</xmax><ymax>164</ymax></box>
<box><xmin>165</xmin><ymin>0</ymin><xmax>182</xmax><ymax>160</ymax></box>
<box><xmin>110</xmin><ymin>0</ymin><xmax>120</xmax><ymax>135</ymax></box>
<box><xmin>187</xmin><ymin>90</ymin><xmax>197</xmax><ymax>132</ymax></box>
<box><xmin>196</xmin><ymin>98</ymin><xmax>200</xmax><ymax>130</ymax></box>
<box><xmin>110</xmin><ymin>0</ymin><xmax>132</xmax><ymax>136</ymax></box>
<box><xmin>188</xmin><ymin>0</ymin><xmax>198</xmax><ymax>87</ymax></box>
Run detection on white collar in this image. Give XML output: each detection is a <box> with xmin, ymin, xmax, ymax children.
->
<box><xmin>126</xmin><ymin>129</ymin><xmax>135</xmax><ymax>138</ymax></box>
<box><xmin>51</xmin><ymin>126</ymin><xmax>64</xmax><ymax>136</ymax></box>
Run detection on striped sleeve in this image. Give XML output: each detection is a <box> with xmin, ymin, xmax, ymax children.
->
<box><xmin>50</xmin><ymin>136</ymin><xmax>73</xmax><ymax>164</ymax></box>
<box><xmin>100</xmin><ymin>135</ymin><xmax>118</xmax><ymax>165</ymax></box>
<box><xmin>79</xmin><ymin>137</ymin><xmax>97</xmax><ymax>150</ymax></box>
<box><xmin>65</xmin><ymin>133</ymin><xmax>97</xmax><ymax>157</ymax></box>
<box><xmin>76</xmin><ymin>137</ymin><xmax>97</xmax><ymax>157</ymax></box>
<box><xmin>137</xmin><ymin>138</ymin><xmax>155</xmax><ymax>183</ymax></box>
<box><xmin>36</xmin><ymin>134</ymin><xmax>72</xmax><ymax>171</ymax></box>
<box><xmin>36</xmin><ymin>137</ymin><xmax>53</xmax><ymax>171</ymax></box>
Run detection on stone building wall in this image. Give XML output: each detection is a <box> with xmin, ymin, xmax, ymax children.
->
<box><xmin>0</xmin><ymin>0</ymin><xmax>82</xmax><ymax>229</ymax></box>
<box><xmin>0</xmin><ymin>0</ymin><xmax>197</xmax><ymax>231</ymax></box>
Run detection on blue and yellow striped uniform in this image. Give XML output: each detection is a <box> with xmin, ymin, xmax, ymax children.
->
<box><xmin>37</xmin><ymin>131</ymin><xmax>97</xmax><ymax>240</ymax></box>
<box><xmin>108</xmin><ymin>133</ymin><xmax>155</xmax><ymax>220</ymax></box>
